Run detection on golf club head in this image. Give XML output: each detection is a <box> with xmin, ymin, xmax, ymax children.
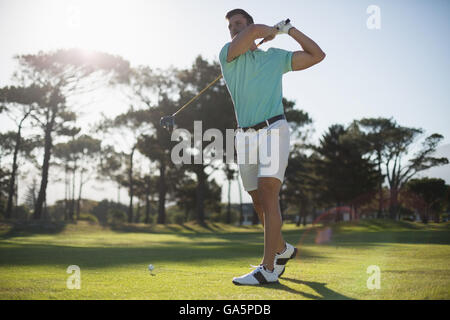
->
<box><xmin>160</xmin><ymin>115</ymin><xmax>175</xmax><ymax>131</ymax></box>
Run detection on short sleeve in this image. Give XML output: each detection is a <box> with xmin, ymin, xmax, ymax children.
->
<box><xmin>219</xmin><ymin>42</ymin><xmax>232</xmax><ymax>67</ymax></box>
<box><xmin>269</xmin><ymin>48</ymin><xmax>293</xmax><ymax>74</ymax></box>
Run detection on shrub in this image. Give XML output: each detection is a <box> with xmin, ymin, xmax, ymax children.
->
<box><xmin>78</xmin><ymin>213</ymin><xmax>99</xmax><ymax>224</ymax></box>
<box><xmin>169</xmin><ymin>211</ymin><xmax>186</xmax><ymax>225</ymax></box>
<box><xmin>108</xmin><ymin>209</ymin><xmax>127</xmax><ymax>224</ymax></box>
<box><xmin>12</xmin><ymin>205</ymin><xmax>30</xmax><ymax>220</ymax></box>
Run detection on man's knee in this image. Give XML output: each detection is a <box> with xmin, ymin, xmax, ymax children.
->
<box><xmin>248</xmin><ymin>190</ymin><xmax>263</xmax><ymax>209</ymax></box>
<box><xmin>257</xmin><ymin>177</ymin><xmax>281</xmax><ymax>199</ymax></box>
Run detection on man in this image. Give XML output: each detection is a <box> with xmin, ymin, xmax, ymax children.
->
<box><xmin>219</xmin><ymin>9</ymin><xmax>325</xmax><ymax>285</ymax></box>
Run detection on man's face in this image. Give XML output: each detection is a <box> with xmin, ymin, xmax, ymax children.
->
<box><xmin>227</xmin><ymin>14</ymin><xmax>249</xmax><ymax>39</ymax></box>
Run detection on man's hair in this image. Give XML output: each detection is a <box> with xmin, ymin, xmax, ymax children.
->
<box><xmin>225</xmin><ymin>9</ymin><xmax>254</xmax><ymax>25</ymax></box>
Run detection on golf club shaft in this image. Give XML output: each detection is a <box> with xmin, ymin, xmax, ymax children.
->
<box><xmin>172</xmin><ymin>38</ymin><xmax>268</xmax><ymax>117</ymax></box>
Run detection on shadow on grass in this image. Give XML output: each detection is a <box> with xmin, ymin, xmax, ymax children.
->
<box><xmin>331</xmin><ymin>230</ymin><xmax>450</xmax><ymax>246</ymax></box>
<box><xmin>335</xmin><ymin>219</ymin><xmax>424</xmax><ymax>232</ymax></box>
<box><xmin>109</xmin><ymin>222</ymin><xmax>229</xmax><ymax>235</ymax></box>
<box><xmin>0</xmin><ymin>221</ymin><xmax>68</xmax><ymax>240</ymax></box>
<box><xmin>276</xmin><ymin>277</ymin><xmax>355</xmax><ymax>300</ymax></box>
<box><xmin>0</xmin><ymin>239</ymin><xmax>323</xmax><ymax>268</ymax></box>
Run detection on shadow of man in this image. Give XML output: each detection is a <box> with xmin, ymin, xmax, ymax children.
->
<box><xmin>280</xmin><ymin>277</ymin><xmax>355</xmax><ymax>300</ymax></box>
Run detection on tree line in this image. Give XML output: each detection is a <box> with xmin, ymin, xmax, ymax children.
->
<box><xmin>0</xmin><ymin>48</ymin><xmax>449</xmax><ymax>225</ymax></box>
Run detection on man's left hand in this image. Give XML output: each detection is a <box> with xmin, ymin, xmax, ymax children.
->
<box><xmin>274</xmin><ymin>20</ymin><xmax>294</xmax><ymax>35</ymax></box>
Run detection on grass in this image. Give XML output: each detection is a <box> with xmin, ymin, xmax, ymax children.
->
<box><xmin>0</xmin><ymin>219</ymin><xmax>449</xmax><ymax>300</ymax></box>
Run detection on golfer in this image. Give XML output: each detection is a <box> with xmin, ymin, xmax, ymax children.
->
<box><xmin>219</xmin><ymin>9</ymin><xmax>325</xmax><ymax>285</ymax></box>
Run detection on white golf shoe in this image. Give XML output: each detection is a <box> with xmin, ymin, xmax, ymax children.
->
<box><xmin>232</xmin><ymin>265</ymin><xmax>279</xmax><ymax>285</ymax></box>
<box><xmin>274</xmin><ymin>242</ymin><xmax>298</xmax><ymax>277</ymax></box>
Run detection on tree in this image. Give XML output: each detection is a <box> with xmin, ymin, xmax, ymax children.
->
<box><xmin>224</xmin><ymin>164</ymin><xmax>238</xmax><ymax>224</ymax></box>
<box><xmin>314</xmin><ymin>124</ymin><xmax>379</xmax><ymax>221</ymax></box>
<box><xmin>54</xmin><ymin>134</ymin><xmax>102</xmax><ymax>220</ymax></box>
<box><xmin>141</xmin><ymin>174</ymin><xmax>158</xmax><ymax>224</ymax></box>
<box><xmin>284</xmin><ymin>146</ymin><xmax>320</xmax><ymax>226</ymax></box>
<box><xmin>53</xmin><ymin>127</ymin><xmax>81</xmax><ymax>221</ymax></box>
<box><xmin>405</xmin><ymin>178</ymin><xmax>448</xmax><ymax>223</ymax></box>
<box><xmin>0</xmin><ymin>85</ymin><xmax>44</xmax><ymax>218</ymax></box>
<box><xmin>136</xmin><ymin>98</ymin><xmax>178</xmax><ymax>225</ymax></box>
<box><xmin>354</xmin><ymin>117</ymin><xmax>395</xmax><ymax>218</ymax></box>
<box><xmin>103</xmin><ymin>107</ymin><xmax>153</xmax><ymax>223</ymax></box>
<box><xmin>173</xmin><ymin>56</ymin><xmax>237</xmax><ymax>224</ymax></box>
<box><xmin>12</xmin><ymin>49</ymin><xmax>129</xmax><ymax>219</ymax></box>
<box><xmin>128</xmin><ymin>66</ymin><xmax>181</xmax><ymax>225</ymax></box>
<box><xmin>72</xmin><ymin>135</ymin><xmax>102</xmax><ymax>219</ymax></box>
<box><xmin>98</xmin><ymin>145</ymin><xmax>127</xmax><ymax>204</ymax></box>
<box><xmin>383</xmin><ymin>127</ymin><xmax>448</xmax><ymax>219</ymax></box>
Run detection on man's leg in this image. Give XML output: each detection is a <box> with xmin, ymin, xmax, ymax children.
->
<box><xmin>247</xmin><ymin>190</ymin><xmax>265</xmax><ymax>226</ymax></box>
<box><xmin>248</xmin><ymin>190</ymin><xmax>285</xmax><ymax>252</ymax></box>
<box><xmin>254</xmin><ymin>177</ymin><xmax>285</xmax><ymax>271</ymax></box>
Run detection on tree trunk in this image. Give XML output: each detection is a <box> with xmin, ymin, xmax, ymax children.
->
<box><xmin>377</xmin><ymin>159</ymin><xmax>384</xmax><ymax>219</ymax></box>
<box><xmin>226</xmin><ymin>178</ymin><xmax>231</xmax><ymax>224</ymax></box>
<box><xmin>195</xmin><ymin>165</ymin><xmax>206</xmax><ymax>225</ymax></box>
<box><xmin>157</xmin><ymin>161</ymin><xmax>166</xmax><ymax>224</ymax></box>
<box><xmin>389</xmin><ymin>187</ymin><xmax>399</xmax><ymax>220</ymax></box>
<box><xmin>34</xmin><ymin>119</ymin><xmax>55</xmax><ymax>220</ymax></box>
<box><xmin>71</xmin><ymin>159</ymin><xmax>76</xmax><ymax>221</ymax></box>
<box><xmin>252</xmin><ymin>207</ymin><xmax>259</xmax><ymax>225</ymax></box>
<box><xmin>128</xmin><ymin>147</ymin><xmax>135</xmax><ymax>223</ymax></box>
<box><xmin>145</xmin><ymin>179</ymin><xmax>150</xmax><ymax>224</ymax></box>
<box><xmin>184</xmin><ymin>207</ymin><xmax>189</xmax><ymax>223</ymax></box>
<box><xmin>377</xmin><ymin>184</ymin><xmax>383</xmax><ymax>219</ymax></box>
<box><xmin>6</xmin><ymin>124</ymin><xmax>23</xmax><ymax>219</ymax></box>
<box><xmin>76</xmin><ymin>170</ymin><xmax>83</xmax><ymax>220</ymax></box>
<box><xmin>238</xmin><ymin>179</ymin><xmax>244</xmax><ymax>225</ymax></box>
<box><xmin>136</xmin><ymin>200</ymin><xmax>141</xmax><ymax>223</ymax></box>
<box><xmin>64</xmin><ymin>164</ymin><xmax>69</xmax><ymax>221</ymax></box>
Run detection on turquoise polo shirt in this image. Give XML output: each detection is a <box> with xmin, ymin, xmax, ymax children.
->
<box><xmin>219</xmin><ymin>42</ymin><xmax>293</xmax><ymax>128</ymax></box>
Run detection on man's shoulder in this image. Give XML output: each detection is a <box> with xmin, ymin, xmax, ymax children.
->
<box><xmin>266</xmin><ymin>47</ymin><xmax>286</xmax><ymax>54</ymax></box>
<box><xmin>221</xmin><ymin>42</ymin><xmax>231</xmax><ymax>49</ymax></box>
<box><xmin>219</xmin><ymin>42</ymin><xmax>232</xmax><ymax>65</ymax></box>
<box><xmin>219</xmin><ymin>42</ymin><xmax>232</xmax><ymax>55</ymax></box>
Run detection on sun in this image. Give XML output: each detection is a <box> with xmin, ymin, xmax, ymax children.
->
<box><xmin>59</xmin><ymin>0</ymin><xmax>137</xmax><ymax>52</ymax></box>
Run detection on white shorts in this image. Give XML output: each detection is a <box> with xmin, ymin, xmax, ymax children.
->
<box><xmin>235</xmin><ymin>118</ymin><xmax>290</xmax><ymax>192</ymax></box>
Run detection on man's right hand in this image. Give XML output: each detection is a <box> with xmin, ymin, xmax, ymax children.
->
<box><xmin>227</xmin><ymin>24</ymin><xmax>279</xmax><ymax>63</ymax></box>
<box><xmin>261</xmin><ymin>26</ymin><xmax>279</xmax><ymax>43</ymax></box>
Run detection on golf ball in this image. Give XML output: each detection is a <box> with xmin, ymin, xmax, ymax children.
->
<box><xmin>148</xmin><ymin>264</ymin><xmax>154</xmax><ymax>271</ymax></box>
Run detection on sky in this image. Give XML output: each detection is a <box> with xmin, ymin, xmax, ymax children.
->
<box><xmin>1</xmin><ymin>0</ymin><xmax>449</xmax><ymax>206</ymax></box>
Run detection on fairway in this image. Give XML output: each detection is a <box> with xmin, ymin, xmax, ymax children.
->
<box><xmin>0</xmin><ymin>220</ymin><xmax>449</xmax><ymax>300</ymax></box>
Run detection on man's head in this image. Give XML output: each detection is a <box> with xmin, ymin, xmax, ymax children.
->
<box><xmin>225</xmin><ymin>9</ymin><xmax>254</xmax><ymax>39</ymax></box>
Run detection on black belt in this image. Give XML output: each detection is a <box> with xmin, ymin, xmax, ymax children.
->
<box><xmin>239</xmin><ymin>114</ymin><xmax>286</xmax><ymax>132</ymax></box>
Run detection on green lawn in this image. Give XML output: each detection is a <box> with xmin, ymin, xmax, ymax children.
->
<box><xmin>0</xmin><ymin>219</ymin><xmax>449</xmax><ymax>300</ymax></box>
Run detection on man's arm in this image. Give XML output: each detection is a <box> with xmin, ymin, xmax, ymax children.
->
<box><xmin>227</xmin><ymin>24</ymin><xmax>278</xmax><ymax>63</ymax></box>
<box><xmin>288</xmin><ymin>27</ymin><xmax>326</xmax><ymax>71</ymax></box>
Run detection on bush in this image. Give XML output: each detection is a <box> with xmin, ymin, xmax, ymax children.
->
<box><xmin>108</xmin><ymin>209</ymin><xmax>127</xmax><ymax>224</ymax></box>
<box><xmin>208</xmin><ymin>212</ymin><xmax>222</xmax><ymax>223</ymax></box>
<box><xmin>12</xmin><ymin>205</ymin><xmax>31</xmax><ymax>220</ymax></box>
<box><xmin>92</xmin><ymin>200</ymin><xmax>128</xmax><ymax>225</ymax></box>
<box><xmin>168</xmin><ymin>211</ymin><xmax>186</xmax><ymax>225</ymax></box>
<box><xmin>208</xmin><ymin>208</ymin><xmax>239</xmax><ymax>224</ymax></box>
<box><xmin>78</xmin><ymin>213</ymin><xmax>99</xmax><ymax>224</ymax></box>
<box><xmin>144</xmin><ymin>214</ymin><xmax>156</xmax><ymax>224</ymax></box>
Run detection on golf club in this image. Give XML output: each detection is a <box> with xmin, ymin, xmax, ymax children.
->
<box><xmin>160</xmin><ymin>19</ymin><xmax>291</xmax><ymax>131</ymax></box>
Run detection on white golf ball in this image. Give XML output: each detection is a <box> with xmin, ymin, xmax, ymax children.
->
<box><xmin>148</xmin><ymin>264</ymin><xmax>154</xmax><ymax>271</ymax></box>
